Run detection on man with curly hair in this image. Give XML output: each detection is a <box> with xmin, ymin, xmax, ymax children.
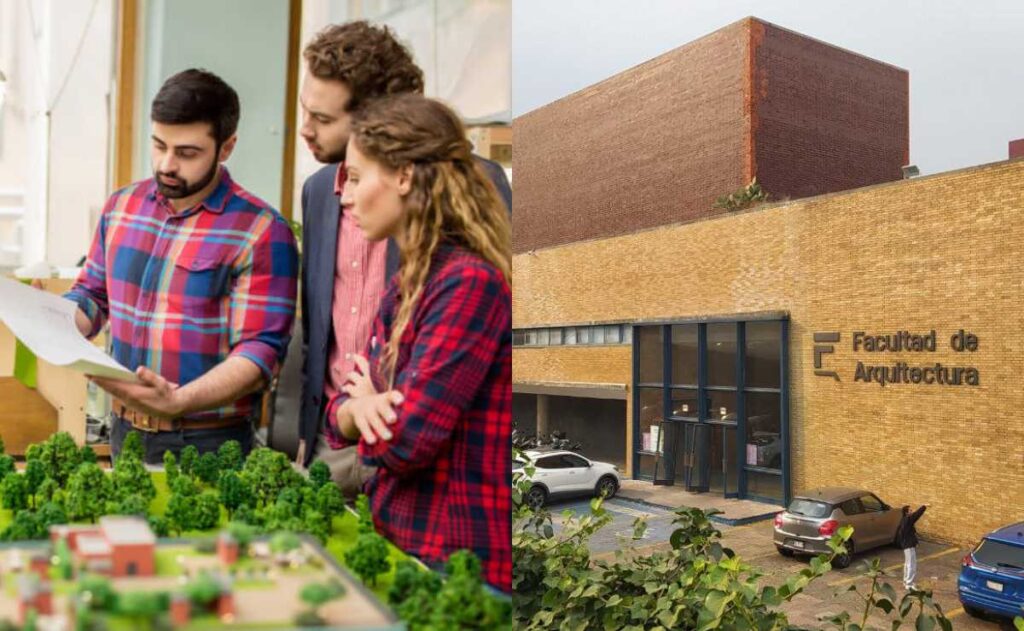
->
<box><xmin>292</xmin><ymin>21</ymin><xmax>511</xmax><ymax>495</ymax></box>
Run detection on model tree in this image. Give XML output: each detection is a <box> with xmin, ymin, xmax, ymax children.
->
<box><xmin>37</xmin><ymin>501</ymin><xmax>68</xmax><ymax>531</ymax></box>
<box><xmin>296</xmin><ymin>579</ymin><xmax>345</xmax><ymax>626</ymax></box>
<box><xmin>241</xmin><ymin>448</ymin><xmax>303</xmax><ymax>508</ymax></box>
<box><xmin>163</xmin><ymin>450</ymin><xmax>180</xmax><ymax>486</ymax></box>
<box><xmin>23</xmin><ymin>459</ymin><xmax>45</xmax><ymax>508</ymax></box>
<box><xmin>185</xmin><ymin>572</ymin><xmax>222</xmax><ymax>608</ymax></box>
<box><xmin>180</xmin><ymin>445</ymin><xmax>199</xmax><ymax>479</ymax></box>
<box><xmin>270</xmin><ymin>531</ymin><xmax>301</xmax><ymax>555</ymax></box>
<box><xmin>345</xmin><ymin>531</ymin><xmax>391</xmax><ymax>587</ymax></box>
<box><xmin>114</xmin><ymin>494</ymin><xmax>150</xmax><ymax>517</ymax></box>
<box><xmin>226</xmin><ymin>521</ymin><xmax>256</xmax><ymax>553</ymax></box>
<box><xmin>148</xmin><ymin>515</ymin><xmax>170</xmax><ymax>538</ymax></box>
<box><xmin>217</xmin><ymin>470</ymin><xmax>251</xmax><ymax>520</ymax></box>
<box><xmin>316</xmin><ymin>483</ymin><xmax>346</xmax><ymax>534</ymax></box>
<box><xmin>55</xmin><ymin>537</ymin><xmax>74</xmax><ymax>580</ymax></box>
<box><xmin>165</xmin><ymin>476</ymin><xmax>198</xmax><ymax>535</ymax></box>
<box><xmin>303</xmin><ymin>510</ymin><xmax>330</xmax><ymax>544</ymax></box>
<box><xmin>112</xmin><ymin>455</ymin><xmax>157</xmax><ymax>507</ymax></box>
<box><xmin>36</xmin><ymin>478</ymin><xmax>59</xmax><ymax>506</ymax></box>
<box><xmin>1</xmin><ymin>472</ymin><xmax>28</xmax><ymax>511</ymax></box>
<box><xmin>217</xmin><ymin>440</ymin><xmax>244</xmax><ymax>473</ymax></box>
<box><xmin>117</xmin><ymin>590</ymin><xmax>164</xmax><ymax>631</ymax></box>
<box><xmin>66</xmin><ymin>462</ymin><xmax>112</xmax><ymax>523</ymax></box>
<box><xmin>1</xmin><ymin>509</ymin><xmax>42</xmax><ymax>541</ymax></box>
<box><xmin>77</xmin><ymin>574</ymin><xmax>116</xmax><ymax>611</ymax></box>
<box><xmin>121</xmin><ymin>431</ymin><xmax>145</xmax><ymax>464</ymax></box>
<box><xmin>195</xmin><ymin>452</ymin><xmax>220</xmax><ymax>486</ymax></box>
<box><xmin>389</xmin><ymin>560</ymin><xmax>443</xmax><ymax>630</ymax></box>
<box><xmin>429</xmin><ymin>550</ymin><xmax>506</xmax><ymax>629</ymax></box>
<box><xmin>40</xmin><ymin>432</ymin><xmax>83</xmax><ymax>485</ymax></box>
<box><xmin>355</xmin><ymin>494</ymin><xmax>374</xmax><ymax>534</ymax></box>
<box><xmin>307</xmin><ymin>460</ymin><xmax>331</xmax><ymax>490</ymax></box>
<box><xmin>193</xmin><ymin>491</ymin><xmax>222</xmax><ymax>530</ymax></box>
<box><xmin>0</xmin><ymin>452</ymin><xmax>15</xmax><ymax>483</ymax></box>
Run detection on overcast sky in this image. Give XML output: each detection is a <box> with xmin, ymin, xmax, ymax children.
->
<box><xmin>513</xmin><ymin>0</ymin><xmax>1024</xmax><ymax>175</ymax></box>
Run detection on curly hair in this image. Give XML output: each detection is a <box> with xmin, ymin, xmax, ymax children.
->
<box><xmin>303</xmin><ymin>21</ymin><xmax>425</xmax><ymax>112</ymax></box>
<box><xmin>350</xmin><ymin>94</ymin><xmax>511</xmax><ymax>387</ymax></box>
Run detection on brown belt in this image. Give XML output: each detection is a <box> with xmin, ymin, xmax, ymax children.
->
<box><xmin>111</xmin><ymin>398</ymin><xmax>249</xmax><ymax>433</ymax></box>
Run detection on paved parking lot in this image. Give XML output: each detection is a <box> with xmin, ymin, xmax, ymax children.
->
<box><xmin>545</xmin><ymin>497</ymin><xmax>1018</xmax><ymax>629</ymax></box>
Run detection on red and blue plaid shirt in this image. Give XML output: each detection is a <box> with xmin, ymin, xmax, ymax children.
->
<box><xmin>326</xmin><ymin>245</ymin><xmax>512</xmax><ymax>592</ymax></box>
<box><xmin>66</xmin><ymin>169</ymin><xmax>299</xmax><ymax>421</ymax></box>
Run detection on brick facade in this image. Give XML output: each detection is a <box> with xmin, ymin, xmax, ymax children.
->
<box><xmin>512</xmin><ymin>159</ymin><xmax>1024</xmax><ymax>546</ymax></box>
<box><xmin>513</xmin><ymin>17</ymin><xmax>908</xmax><ymax>254</ymax></box>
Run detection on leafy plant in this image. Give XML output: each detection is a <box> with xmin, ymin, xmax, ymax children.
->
<box><xmin>345</xmin><ymin>531</ymin><xmax>391</xmax><ymax>586</ymax></box>
<box><xmin>714</xmin><ymin>177</ymin><xmax>770</xmax><ymax>211</ymax></box>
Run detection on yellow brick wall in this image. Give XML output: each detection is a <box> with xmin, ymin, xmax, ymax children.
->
<box><xmin>512</xmin><ymin>159</ymin><xmax>1024</xmax><ymax>546</ymax></box>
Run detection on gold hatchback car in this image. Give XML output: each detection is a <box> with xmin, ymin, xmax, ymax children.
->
<box><xmin>773</xmin><ymin>487</ymin><xmax>903</xmax><ymax>568</ymax></box>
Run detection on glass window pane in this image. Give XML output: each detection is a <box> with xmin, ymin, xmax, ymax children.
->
<box><xmin>670</xmin><ymin>324</ymin><xmax>698</xmax><ymax>385</ymax></box>
<box><xmin>745</xmin><ymin>321</ymin><xmax>782</xmax><ymax>389</ymax></box>
<box><xmin>669</xmin><ymin>388</ymin><xmax>698</xmax><ymax>419</ymax></box>
<box><xmin>637</xmin><ymin>326</ymin><xmax>664</xmax><ymax>383</ymax></box>
<box><xmin>745</xmin><ymin>391</ymin><xmax>781</xmax><ymax>470</ymax></box>
<box><xmin>605</xmin><ymin>325</ymin><xmax>621</xmax><ymax>344</ymax></box>
<box><xmin>637</xmin><ymin>387</ymin><xmax>664</xmax><ymax>453</ymax></box>
<box><xmin>707</xmin><ymin>323</ymin><xmax>737</xmax><ymax>387</ymax></box>
<box><xmin>636</xmin><ymin>453</ymin><xmax>658</xmax><ymax>480</ymax></box>
<box><xmin>593</xmin><ymin>326</ymin><xmax>605</xmax><ymax>344</ymax></box>
<box><xmin>550</xmin><ymin>328</ymin><xmax>563</xmax><ymax>345</ymax></box>
<box><xmin>747</xmin><ymin>470</ymin><xmax>783</xmax><ymax>503</ymax></box>
<box><xmin>706</xmin><ymin>390</ymin><xmax>737</xmax><ymax>423</ymax></box>
<box><xmin>525</xmin><ymin>330</ymin><xmax>537</xmax><ymax>346</ymax></box>
<box><xmin>537</xmin><ymin>329</ymin><xmax>549</xmax><ymax>345</ymax></box>
<box><xmin>513</xmin><ymin>330</ymin><xmax>524</xmax><ymax>346</ymax></box>
<box><xmin>623</xmin><ymin>326</ymin><xmax>633</xmax><ymax>344</ymax></box>
<box><xmin>579</xmin><ymin>327</ymin><xmax>591</xmax><ymax>344</ymax></box>
<box><xmin>565</xmin><ymin>327</ymin><xmax>577</xmax><ymax>345</ymax></box>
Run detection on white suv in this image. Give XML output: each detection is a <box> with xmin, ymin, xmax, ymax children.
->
<box><xmin>515</xmin><ymin>450</ymin><xmax>621</xmax><ymax>508</ymax></box>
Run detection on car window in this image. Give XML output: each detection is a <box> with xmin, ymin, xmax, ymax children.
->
<box><xmin>973</xmin><ymin>539</ymin><xmax>1024</xmax><ymax>569</ymax></box>
<box><xmin>512</xmin><ymin>459</ymin><xmax>526</xmax><ymax>470</ymax></box>
<box><xmin>535</xmin><ymin>456</ymin><xmax>565</xmax><ymax>469</ymax></box>
<box><xmin>787</xmin><ymin>499</ymin><xmax>831</xmax><ymax>518</ymax></box>
<box><xmin>860</xmin><ymin>495</ymin><xmax>884</xmax><ymax>512</ymax></box>
<box><xmin>562</xmin><ymin>454</ymin><xmax>589</xmax><ymax>468</ymax></box>
<box><xmin>839</xmin><ymin>499</ymin><xmax>864</xmax><ymax>516</ymax></box>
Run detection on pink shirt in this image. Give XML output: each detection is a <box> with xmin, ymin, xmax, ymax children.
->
<box><xmin>323</xmin><ymin>165</ymin><xmax>389</xmax><ymax>443</ymax></box>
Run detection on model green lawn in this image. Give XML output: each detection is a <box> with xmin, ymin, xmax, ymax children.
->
<box><xmin>0</xmin><ymin>470</ymin><xmax>407</xmax><ymax>601</ymax></box>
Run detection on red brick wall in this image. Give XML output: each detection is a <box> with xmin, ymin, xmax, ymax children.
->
<box><xmin>513</xmin><ymin>20</ymin><xmax>750</xmax><ymax>253</ymax></box>
<box><xmin>112</xmin><ymin>544</ymin><xmax>155</xmax><ymax>577</ymax></box>
<box><xmin>513</xmin><ymin>18</ymin><xmax>910</xmax><ymax>254</ymax></box>
<box><xmin>751</xmin><ymin>21</ymin><xmax>909</xmax><ymax>200</ymax></box>
<box><xmin>1011</xmin><ymin>139</ymin><xmax>1024</xmax><ymax>159</ymax></box>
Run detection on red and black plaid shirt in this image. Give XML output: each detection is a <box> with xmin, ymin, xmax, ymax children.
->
<box><xmin>326</xmin><ymin>245</ymin><xmax>511</xmax><ymax>592</ymax></box>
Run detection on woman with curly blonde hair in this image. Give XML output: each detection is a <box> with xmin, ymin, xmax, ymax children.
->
<box><xmin>324</xmin><ymin>93</ymin><xmax>511</xmax><ymax>592</ymax></box>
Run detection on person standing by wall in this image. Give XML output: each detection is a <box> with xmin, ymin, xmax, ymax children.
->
<box><xmin>896</xmin><ymin>504</ymin><xmax>928</xmax><ymax>590</ymax></box>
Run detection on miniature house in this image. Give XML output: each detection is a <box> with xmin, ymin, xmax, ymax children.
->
<box><xmin>217</xmin><ymin>532</ymin><xmax>239</xmax><ymax>566</ymax></box>
<box><xmin>50</xmin><ymin>515</ymin><xmax>156</xmax><ymax>577</ymax></box>
<box><xmin>17</xmin><ymin>575</ymin><xmax>52</xmax><ymax>624</ymax></box>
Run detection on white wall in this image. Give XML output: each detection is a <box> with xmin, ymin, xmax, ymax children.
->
<box><xmin>0</xmin><ymin>0</ymin><xmax>114</xmax><ymax>268</ymax></box>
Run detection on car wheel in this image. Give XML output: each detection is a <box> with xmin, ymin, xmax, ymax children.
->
<box><xmin>526</xmin><ymin>485</ymin><xmax>547</xmax><ymax>509</ymax></box>
<box><xmin>595</xmin><ymin>476</ymin><xmax>618</xmax><ymax>500</ymax></box>
<box><xmin>776</xmin><ymin>546</ymin><xmax>794</xmax><ymax>557</ymax></box>
<box><xmin>833</xmin><ymin>539</ymin><xmax>854</xmax><ymax>569</ymax></box>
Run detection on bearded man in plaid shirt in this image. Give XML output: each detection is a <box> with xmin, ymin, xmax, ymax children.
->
<box><xmin>66</xmin><ymin>69</ymin><xmax>299</xmax><ymax>464</ymax></box>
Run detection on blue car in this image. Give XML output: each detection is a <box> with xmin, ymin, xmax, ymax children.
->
<box><xmin>958</xmin><ymin>521</ymin><xmax>1024</xmax><ymax>620</ymax></box>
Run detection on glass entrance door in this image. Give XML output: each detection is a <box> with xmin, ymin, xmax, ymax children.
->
<box><xmin>706</xmin><ymin>423</ymin><xmax>739</xmax><ymax>497</ymax></box>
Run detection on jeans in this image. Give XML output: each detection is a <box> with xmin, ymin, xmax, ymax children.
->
<box><xmin>903</xmin><ymin>547</ymin><xmax>918</xmax><ymax>588</ymax></box>
<box><xmin>110</xmin><ymin>414</ymin><xmax>254</xmax><ymax>465</ymax></box>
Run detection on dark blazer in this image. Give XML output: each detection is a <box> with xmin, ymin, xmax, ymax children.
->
<box><xmin>295</xmin><ymin>156</ymin><xmax>511</xmax><ymax>465</ymax></box>
<box><xmin>896</xmin><ymin>505</ymin><xmax>927</xmax><ymax>549</ymax></box>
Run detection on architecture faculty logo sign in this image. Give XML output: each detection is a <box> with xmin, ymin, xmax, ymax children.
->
<box><xmin>812</xmin><ymin>330</ymin><xmax>980</xmax><ymax>387</ymax></box>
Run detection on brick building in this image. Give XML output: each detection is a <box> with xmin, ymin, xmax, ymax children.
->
<box><xmin>512</xmin><ymin>18</ymin><xmax>1024</xmax><ymax>546</ymax></box>
<box><xmin>51</xmin><ymin>516</ymin><xmax>156</xmax><ymax>577</ymax></box>
<box><xmin>513</xmin><ymin>17</ymin><xmax>908</xmax><ymax>254</ymax></box>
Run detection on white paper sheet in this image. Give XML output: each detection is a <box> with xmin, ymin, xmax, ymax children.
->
<box><xmin>0</xmin><ymin>277</ymin><xmax>138</xmax><ymax>382</ymax></box>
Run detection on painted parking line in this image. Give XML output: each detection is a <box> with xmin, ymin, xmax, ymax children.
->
<box><xmin>827</xmin><ymin>546</ymin><xmax>962</xmax><ymax>587</ymax></box>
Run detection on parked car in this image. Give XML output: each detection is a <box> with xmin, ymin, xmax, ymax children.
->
<box><xmin>958</xmin><ymin>521</ymin><xmax>1024</xmax><ymax>620</ymax></box>
<box><xmin>773</xmin><ymin>487</ymin><xmax>902</xmax><ymax>568</ymax></box>
<box><xmin>514</xmin><ymin>450</ymin><xmax>621</xmax><ymax>508</ymax></box>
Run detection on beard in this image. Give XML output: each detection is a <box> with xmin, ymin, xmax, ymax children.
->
<box><xmin>155</xmin><ymin>159</ymin><xmax>219</xmax><ymax>199</ymax></box>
